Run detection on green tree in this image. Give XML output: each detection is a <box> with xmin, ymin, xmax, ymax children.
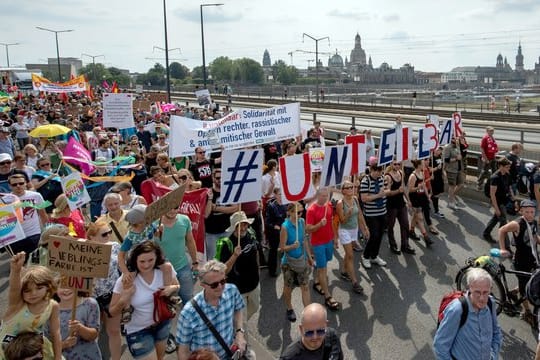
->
<box><xmin>272</xmin><ymin>60</ymin><xmax>298</xmax><ymax>85</ymax></box>
<box><xmin>232</xmin><ymin>58</ymin><xmax>264</xmax><ymax>85</ymax></box>
<box><xmin>170</xmin><ymin>62</ymin><xmax>189</xmax><ymax>79</ymax></box>
<box><xmin>107</xmin><ymin>67</ymin><xmax>131</xmax><ymax>87</ymax></box>
<box><xmin>136</xmin><ymin>63</ymin><xmax>166</xmax><ymax>86</ymax></box>
<box><xmin>78</xmin><ymin>63</ymin><xmax>110</xmax><ymax>85</ymax></box>
<box><xmin>191</xmin><ymin>66</ymin><xmax>204</xmax><ymax>80</ymax></box>
<box><xmin>209</xmin><ymin>56</ymin><xmax>234</xmax><ymax>81</ymax></box>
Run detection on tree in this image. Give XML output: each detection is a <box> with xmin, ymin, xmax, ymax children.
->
<box><xmin>232</xmin><ymin>58</ymin><xmax>264</xmax><ymax>85</ymax></box>
<box><xmin>191</xmin><ymin>66</ymin><xmax>204</xmax><ymax>80</ymax></box>
<box><xmin>209</xmin><ymin>56</ymin><xmax>233</xmax><ymax>81</ymax></box>
<box><xmin>107</xmin><ymin>67</ymin><xmax>131</xmax><ymax>87</ymax></box>
<box><xmin>272</xmin><ymin>60</ymin><xmax>298</xmax><ymax>85</ymax></box>
<box><xmin>136</xmin><ymin>63</ymin><xmax>166</xmax><ymax>86</ymax></box>
<box><xmin>78</xmin><ymin>63</ymin><xmax>110</xmax><ymax>85</ymax></box>
<box><xmin>170</xmin><ymin>62</ymin><xmax>189</xmax><ymax>80</ymax></box>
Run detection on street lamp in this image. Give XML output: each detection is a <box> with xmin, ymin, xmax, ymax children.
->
<box><xmin>36</xmin><ymin>27</ymin><xmax>74</xmax><ymax>82</ymax></box>
<box><xmin>302</xmin><ymin>33</ymin><xmax>329</xmax><ymax>105</ymax></box>
<box><xmin>0</xmin><ymin>43</ymin><xmax>19</xmax><ymax>67</ymax></box>
<box><xmin>81</xmin><ymin>53</ymin><xmax>104</xmax><ymax>86</ymax></box>
<box><xmin>200</xmin><ymin>3</ymin><xmax>223</xmax><ymax>89</ymax></box>
<box><xmin>161</xmin><ymin>0</ymin><xmax>173</xmax><ymax>103</ymax></box>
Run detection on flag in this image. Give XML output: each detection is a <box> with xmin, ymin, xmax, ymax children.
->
<box><xmin>102</xmin><ymin>80</ymin><xmax>110</xmax><ymax>90</ymax></box>
<box><xmin>111</xmin><ymin>81</ymin><xmax>119</xmax><ymax>93</ymax></box>
<box><xmin>178</xmin><ymin>188</ymin><xmax>208</xmax><ymax>254</ymax></box>
<box><xmin>140</xmin><ymin>179</ymin><xmax>171</xmax><ymax>204</ymax></box>
<box><xmin>62</xmin><ymin>137</ymin><xmax>95</xmax><ymax>175</ymax></box>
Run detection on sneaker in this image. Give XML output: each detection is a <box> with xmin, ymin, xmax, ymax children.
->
<box><xmin>165</xmin><ymin>334</ymin><xmax>177</xmax><ymax>354</ymax></box>
<box><xmin>286</xmin><ymin>309</ymin><xmax>297</xmax><ymax>322</ymax></box>
<box><xmin>361</xmin><ymin>257</ymin><xmax>372</xmax><ymax>269</ymax></box>
<box><xmin>390</xmin><ymin>245</ymin><xmax>401</xmax><ymax>255</ymax></box>
<box><xmin>340</xmin><ymin>272</ymin><xmax>351</xmax><ymax>281</ymax></box>
<box><xmin>408</xmin><ymin>231</ymin><xmax>420</xmax><ymax>241</ymax></box>
<box><xmin>352</xmin><ymin>282</ymin><xmax>364</xmax><ymax>294</ymax></box>
<box><xmin>448</xmin><ymin>202</ymin><xmax>457</xmax><ymax>210</ymax></box>
<box><xmin>434</xmin><ymin>212</ymin><xmax>445</xmax><ymax>219</ymax></box>
<box><xmin>371</xmin><ymin>256</ymin><xmax>387</xmax><ymax>267</ymax></box>
<box><xmin>401</xmin><ymin>246</ymin><xmax>416</xmax><ymax>255</ymax></box>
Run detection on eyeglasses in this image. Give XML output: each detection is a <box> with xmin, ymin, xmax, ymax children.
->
<box><xmin>9</xmin><ymin>182</ymin><xmax>26</xmax><ymax>187</ymax></box>
<box><xmin>40</xmin><ymin>163</ymin><xmax>51</xmax><ymax>167</ymax></box>
<box><xmin>196</xmin><ymin>151</ymin><xmax>205</xmax><ymax>154</ymax></box>
<box><xmin>202</xmin><ymin>277</ymin><xmax>227</xmax><ymax>289</ymax></box>
<box><xmin>393</xmin><ymin>163</ymin><xmax>401</xmax><ymax>166</ymax></box>
<box><xmin>303</xmin><ymin>328</ymin><xmax>327</xmax><ymax>338</ymax></box>
<box><xmin>100</xmin><ymin>230</ymin><xmax>113</xmax><ymax>238</ymax></box>
<box><xmin>342</xmin><ymin>186</ymin><xmax>353</xmax><ymax>190</ymax></box>
<box><xmin>0</xmin><ymin>161</ymin><xmax>11</xmax><ymax>165</ymax></box>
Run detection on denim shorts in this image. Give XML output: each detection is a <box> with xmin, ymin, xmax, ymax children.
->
<box><xmin>125</xmin><ymin>320</ymin><xmax>171</xmax><ymax>358</ymax></box>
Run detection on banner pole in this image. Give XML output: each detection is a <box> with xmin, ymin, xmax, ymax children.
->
<box><xmin>237</xmin><ymin>204</ymin><xmax>242</xmax><ymax>247</ymax></box>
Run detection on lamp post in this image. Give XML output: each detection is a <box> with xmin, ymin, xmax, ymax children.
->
<box><xmin>36</xmin><ymin>27</ymin><xmax>73</xmax><ymax>82</ymax></box>
<box><xmin>0</xmin><ymin>43</ymin><xmax>19</xmax><ymax>67</ymax></box>
<box><xmin>200</xmin><ymin>3</ymin><xmax>223</xmax><ymax>89</ymax></box>
<box><xmin>302</xmin><ymin>33</ymin><xmax>329</xmax><ymax>105</ymax></box>
<box><xmin>81</xmin><ymin>54</ymin><xmax>104</xmax><ymax>86</ymax></box>
<box><xmin>161</xmin><ymin>0</ymin><xmax>172</xmax><ymax>103</ymax></box>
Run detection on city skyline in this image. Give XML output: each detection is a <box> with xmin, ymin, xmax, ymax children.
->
<box><xmin>1</xmin><ymin>0</ymin><xmax>539</xmax><ymax>74</ymax></box>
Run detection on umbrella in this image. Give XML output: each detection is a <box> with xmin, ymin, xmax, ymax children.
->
<box><xmin>29</xmin><ymin>124</ymin><xmax>71</xmax><ymax>138</ymax></box>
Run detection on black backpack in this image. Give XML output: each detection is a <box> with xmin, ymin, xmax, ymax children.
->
<box><xmin>526</xmin><ymin>268</ymin><xmax>540</xmax><ymax>307</ymax></box>
<box><xmin>517</xmin><ymin>161</ymin><xmax>536</xmax><ymax>196</ymax></box>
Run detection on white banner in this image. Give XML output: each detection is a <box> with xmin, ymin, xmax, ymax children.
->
<box><xmin>170</xmin><ymin>103</ymin><xmax>301</xmax><ymax>157</ymax></box>
<box><xmin>61</xmin><ymin>172</ymin><xmax>91</xmax><ymax>211</ymax></box>
<box><xmin>103</xmin><ymin>93</ymin><xmax>135</xmax><ymax>129</ymax></box>
<box><xmin>220</xmin><ymin>149</ymin><xmax>263</xmax><ymax>205</ymax></box>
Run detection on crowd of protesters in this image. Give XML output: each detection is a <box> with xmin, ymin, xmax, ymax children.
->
<box><xmin>0</xmin><ymin>88</ymin><xmax>538</xmax><ymax>360</ymax></box>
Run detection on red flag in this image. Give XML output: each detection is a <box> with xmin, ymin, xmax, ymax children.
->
<box><xmin>179</xmin><ymin>188</ymin><xmax>208</xmax><ymax>254</ymax></box>
<box><xmin>111</xmin><ymin>81</ymin><xmax>119</xmax><ymax>93</ymax></box>
<box><xmin>140</xmin><ymin>179</ymin><xmax>171</xmax><ymax>204</ymax></box>
<box><xmin>86</xmin><ymin>85</ymin><xmax>94</xmax><ymax>101</ymax></box>
<box><xmin>60</xmin><ymin>92</ymin><xmax>69</xmax><ymax>104</ymax></box>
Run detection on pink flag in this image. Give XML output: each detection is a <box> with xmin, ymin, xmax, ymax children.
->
<box><xmin>160</xmin><ymin>103</ymin><xmax>177</xmax><ymax>113</ymax></box>
<box><xmin>102</xmin><ymin>80</ymin><xmax>110</xmax><ymax>90</ymax></box>
<box><xmin>62</xmin><ymin>137</ymin><xmax>95</xmax><ymax>175</ymax></box>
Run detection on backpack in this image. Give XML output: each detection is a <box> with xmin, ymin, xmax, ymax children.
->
<box><xmin>517</xmin><ymin>162</ymin><xmax>536</xmax><ymax>196</ymax></box>
<box><xmin>525</xmin><ymin>268</ymin><xmax>540</xmax><ymax>307</ymax></box>
<box><xmin>437</xmin><ymin>290</ymin><xmax>493</xmax><ymax>329</ymax></box>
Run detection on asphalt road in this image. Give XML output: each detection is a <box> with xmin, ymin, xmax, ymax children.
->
<box><xmin>0</xmin><ymin>188</ymin><xmax>537</xmax><ymax>359</ymax></box>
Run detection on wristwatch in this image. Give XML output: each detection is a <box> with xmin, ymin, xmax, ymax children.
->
<box><xmin>236</xmin><ymin>328</ymin><xmax>245</xmax><ymax>334</ymax></box>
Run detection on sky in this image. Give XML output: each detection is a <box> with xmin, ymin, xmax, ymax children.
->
<box><xmin>1</xmin><ymin>0</ymin><xmax>540</xmax><ymax>74</ymax></box>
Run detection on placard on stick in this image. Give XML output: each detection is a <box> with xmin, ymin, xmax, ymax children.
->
<box><xmin>48</xmin><ymin>236</ymin><xmax>112</xmax><ymax>278</ymax></box>
<box><xmin>144</xmin><ymin>184</ymin><xmax>186</xmax><ymax>226</ymax></box>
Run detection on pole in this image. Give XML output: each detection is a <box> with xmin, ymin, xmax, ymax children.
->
<box><xmin>163</xmin><ymin>0</ymin><xmax>171</xmax><ymax>103</ymax></box>
<box><xmin>200</xmin><ymin>5</ymin><xmax>207</xmax><ymax>89</ymax></box>
<box><xmin>55</xmin><ymin>32</ymin><xmax>61</xmax><ymax>82</ymax></box>
<box><xmin>5</xmin><ymin>45</ymin><xmax>9</xmax><ymax>67</ymax></box>
<box><xmin>92</xmin><ymin>58</ymin><xmax>96</xmax><ymax>86</ymax></box>
<box><xmin>302</xmin><ymin>33</ymin><xmax>329</xmax><ymax>106</ymax></box>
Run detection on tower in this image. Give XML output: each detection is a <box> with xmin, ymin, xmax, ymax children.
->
<box><xmin>262</xmin><ymin>49</ymin><xmax>271</xmax><ymax>67</ymax></box>
<box><xmin>496</xmin><ymin>54</ymin><xmax>503</xmax><ymax>70</ymax></box>
<box><xmin>515</xmin><ymin>42</ymin><xmax>524</xmax><ymax>72</ymax></box>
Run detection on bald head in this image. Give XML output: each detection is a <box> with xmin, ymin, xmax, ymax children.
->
<box><xmin>300</xmin><ymin>303</ymin><xmax>328</xmax><ymax>351</ymax></box>
<box><xmin>301</xmin><ymin>303</ymin><xmax>327</xmax><ymax>325</ymax></box>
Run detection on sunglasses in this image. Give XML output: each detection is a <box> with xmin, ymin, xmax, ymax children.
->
<box><xmin>303</xmin><ymin>328</ymin><xmax>327</xmax><ymax>338</ymax></box>
<box><xmin>40</xmin><ymin>163</ymin><xmax>51</xmax><ymax>167</ymax></box>
<box><xmin>196</xmin><ymin>151</ymin><xmax>205</xmax><ymax>154</ymax></box>
<box><xmin>100</xmin><ymin>230</ymin><xmax>113</xmax><ymax>238</ymax></box>
<box><xmin>0</xmin><ymin>161</ymin><xmax>11</xmax><ymax>165</ymax></box>
<box><xmin>9</xmin><ymin>182</ymin><xmax>26</xmax><ymax>187</ymax></box>
<box><xmin>202</xmin><ymin>277</ymin><xmax>227</xmax><ymax>289</ymax></box>
<box><xmin>342</xmin><ymin>186</ymin><xmax>353</xmax><ymax>190</ymax></box>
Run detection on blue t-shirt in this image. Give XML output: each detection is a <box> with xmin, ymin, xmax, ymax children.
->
<box><xmin>120</xmin><ymin>221</ymin><xmax>158</xmax><ymax>252</ymax></box>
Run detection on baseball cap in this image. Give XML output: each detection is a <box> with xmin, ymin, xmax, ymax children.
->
<box><xmin>520</xmin><ymin>199</ymin><xmax>536</xmax><ymax>208</ymax></box>
<box><xmin>125</xmin><ymin>204</ymin><xmax>147</xmax><ymax>225</ymax></box>
<box><xmin>0</xmin><ymin>153</ymin><xmax>12</xmax><ymax>162</ymax></box>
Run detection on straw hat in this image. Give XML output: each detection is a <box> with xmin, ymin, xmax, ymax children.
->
<box><xmin>226</xmin><ymin>211</ymin><xmax>254</xmax><ymax>233</ymax></box>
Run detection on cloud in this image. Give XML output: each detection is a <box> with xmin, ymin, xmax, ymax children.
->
<box><xmin>327</xmin><ymin>9</ymin><xmax>370</xmax><ymax>21</ymax></box>
<box><xmin>384</xmin><ymin>31</ymin><xmax>411</xmax><ymax>42</ymax></box>
<box><xmin>492</xmin><ymin>0</ymin><xmax>540</xmax><ymax>13</ymax></box>
<box><xmin>173</xmin><ymin>7</ymin><xmax>240</xmax><ymax>23</ymax></box>
<box><xmin>383</xmin><ymin>14</ymin><xmax>400</xmax><ymax>22</ymax></box>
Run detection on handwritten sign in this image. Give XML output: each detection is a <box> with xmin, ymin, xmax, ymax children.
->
<box><xmin>60</xmin><ymin>275</ymin><xmax>94</xmax><ymax>292</ymax></box>
<box><xmin>144</xmin><ymin>184</ymin><xmax>186</xmax><ymax>226</ymax></box>
<box><xmin>61</xmin><ymin>172</ymin><xmax>91</xmax><ymax>210</ymax></box>
<box><xmin>48</xmin><ymin>236</ymin><xmax>111</xmax><ymax>278</ymax></box>
<box><xmin>103</xmin><ymin>93</ymin><xmax>135</xmax><ymax>129</ymax></box>
<box><xmin>0</xmin><ymin>204</ymin><xmax>25</xmax><ymax>248</ymax></box>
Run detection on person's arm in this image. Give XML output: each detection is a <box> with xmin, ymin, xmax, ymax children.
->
<box><xmin>37</xmin><ymin>208</ymin><xmax>48</xmax><ymax>228</ymax></box>
<box><xmin>6</xmin><ymin>252</ymin><xmax>25</xmax><ymax>313</ymax></box>
<box><xmin>336</xmin><ymin>200</ymin><xmax>347</xmax><ymax>223</ymax></box>
<box><xmin>204</xmin><ymin>189</ymin><xmax>213</xmax><ymax>218</ymax></box>
<box><xmin>185</xmin><ymin>229</ymin><xmax>199</xmax><ymax>273</ymax></box>
<box><xmin>31</xmin><ymin>175</ymin><xmax>54</xmax><ymax>190</ymax></box>
<box><xmin>109</xmin><ymin>280</ymin><xmax>135</xmax><ymax>317</ymax></box>
<box><xmin>498</xmin><ymin>221</ymin><xmax>518</xmax><ymax>257</ymax></box>
<box><xmin>490</xmin><ymin>297</ymin><xmax>503</xmax><ymax>358</ymax></box>
<box><xmin>489</xmin><ymin>183</ymin><xmax>500</xmax><ymax>216</ymax></box>
<box><xmin>69</xmin><ymin>318</ymin><xmax>98</xmax><ymax>342</ymax></box>
<box><xmin>279</xmin><ymin>225</ymin><xmax>299</xmax><ymax>253</ymax></box>
<box><xmin>212</xmin><ymin>203</ymin><xmax>240</xmax><ymax>214</ymax></box>
<box><xmin>433</xmin><ymin>300</ymin><xmax>462</xmax><ymax>360</ymax></box>
<box><xmin>49</xmin><ymin>302</ymin><xmax>63</xmax><ymax>360</ymax></box>
<box><xmin>232</xmin><ymin>309</ymin><xmax>247</xmax><ymax>352</ymax></box>
<box><xmin>177</xmin><ymin>345</ymin><xmax>190</xmax><ymax>360</ymax></box>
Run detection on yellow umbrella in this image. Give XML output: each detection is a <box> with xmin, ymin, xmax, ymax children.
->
<box><xmin>29</xmin><ymin>124</ymin><xmax>72</xmax><ymax>138</ymax></box>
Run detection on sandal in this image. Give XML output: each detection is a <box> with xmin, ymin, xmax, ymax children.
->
<box><xmin>429</xmin><ymin>226</ymin><xmax>439</xmax><ymax>235</ymax></box>
<box><xmin>312</xmin><ymin>282</ymin><xmax>325</xmax><ymax>296</ymax></box>
<box><xmin>325</xmin><ymin>296</ymin><xmax>340</xmax><ymax>311</ymax></box>
<box><xmin>352</xmin><ymin>282</ymin><xmax>364</xmax><ymax>294</ymax></box>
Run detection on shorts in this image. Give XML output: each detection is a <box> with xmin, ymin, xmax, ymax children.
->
<box><xmin>312</xmin><ymin>241</ymin><xmax>333</xmax><ymax>269</ymax></box>
<box><xmin>282</xmin><ymin>263</ymin><xmax>310</xmax><ymax>288</ymax></box>
<box><xmin>125</xmin><ymin>320</ymin><xmax>171</xmax><ymax>359</ymax></box>
<box><xmin>338</xmin><ymin>228</ymin><xmax>358</xmax><ymax>245</ymax></box>
<box><xmin>447</xmin><ymin>171</ymin><xmax>465</xmax><ymax>186</ymax></box>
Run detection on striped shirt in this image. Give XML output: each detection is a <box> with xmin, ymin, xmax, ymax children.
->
<box><xmin>176</xmin><ymin>284</ymin><xmax>245</xmax><ymax>359</ymax></box>
<box><xmin>360</xmin><ymin>175</ymin><xmax>387</xmax><ymax>217</ymax></box>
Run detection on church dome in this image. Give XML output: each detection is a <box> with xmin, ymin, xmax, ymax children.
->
<box><xmin>329</xmin><ymin>53</ymin><xmax>344</xmax><ymax>67</ymax></box>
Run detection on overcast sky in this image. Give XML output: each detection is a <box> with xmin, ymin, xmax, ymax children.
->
<box><xmin>2</xmin><ymin>0</ymin><xmax>540</xmax><ymax>74</ymax></box>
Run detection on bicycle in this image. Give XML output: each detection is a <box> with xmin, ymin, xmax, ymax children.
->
<box><xmin>454</xmin><ymin>249</ymin><xmax>532</xmax><ymax>317</ymax></box>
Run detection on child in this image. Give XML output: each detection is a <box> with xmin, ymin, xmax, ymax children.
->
<box><xmin>50</xmin><ymin>287</ymin><xmax>102</xmax><ymax>360</ymax></box>
<box><xmin>4</xmin><ymin>331</ymin><xmax>44</xmax><ymax>360</ymax></box>
<box><xmin>117</xmin><ymin>204</ymin><xmax>174</xmax><ymax>322</ymax></box>
<box><xmin>0</xmin><ymin>252</ymin><xmax>62</xmax><ymax>360</ymax></box>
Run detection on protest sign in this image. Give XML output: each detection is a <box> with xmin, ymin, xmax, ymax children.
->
<box><xmin>60</xmin><ymin>275</ymin><xmax>93</xmax><ymax>292</ymax></box>
<box><xmin>134</xmin><ymin>100</ymin><xmax>152</xmax><ymax>112</ymax></box>
<box><xmin>396</xmin><ymin>127</ymin><xmax>413</xmax><ymax>162</ymax></box>
<box><xmin>220</xmin><ymin>149</ymin><xmax>263</xmax><ymax>205</ymax></box>
<box><xmin>135</xmin><ymin>85</ymin><xmax>143</xmax><ymax>94</ymax></box>
<box><xmin>195</xmin><ymin>89</ymin><xmax>212</xmax><ymax>106</ymax></box>
<box><xmin>453</xmin><ymin>112</ymin><xmax>463</xmax><ymax>138</ymax></box>
<box><xmin>169</xmin><ymin>103</ymin><xmax>301</xmax><ymax>157</ymax></box>
<box><xmin>103</xmin><ymin>93</ymin><xmax>135</xmax><ymax>129</ymax></box>
<box><xmin>48</xmin><ymin>236</ymin><xmax>112</xmax><ymax>278</ymax></box>
<box><xmin>61</xmin><ymin>172</ymin><xmax>91</xmax><ymax>210</ymax></box>
<box><xmin>321</xmin><ymin>145</ymin><xmax>352</xmax><ymax>187</ymax></box>
<box><xmin>279</xmin><ymin>153</ymin><xmax>315</xmax><ymax>203</ymax></box>
<box><xmin>144</xmin><ymin>184</ymin><xmax>186</xmax><ymax>225</ymax></box>
<box><xmin>146</xmin><ymin>93</ymin><xmax>168</xmax><ymax>103</ymax></box>
<box><xmin>178</xmin><ymin>188</ymin><xmax>207</xmax><ymax>255</ymax></box>
<box><xmin>309</xmin><ymin>147</ymin><xmax>325</xmax><ymax>173</ymax></box>
<box><xmin>0</xmin><ymin>204</ymin><xmax>25</xmax><ymax>249</ymax></box>
<box><xmin>345</xmin><ymin>134</ymin><xmax>366</xmax><ymax>176</ymax></box>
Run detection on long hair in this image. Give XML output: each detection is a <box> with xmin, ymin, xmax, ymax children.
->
<box><xmin>127</xmin><ymin>241</ymin><xmax>165</xmax><ymax>272</ymax></box>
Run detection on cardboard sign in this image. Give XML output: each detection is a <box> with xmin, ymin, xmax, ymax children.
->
<box><xmin>103</xmin><ymin>93</ymin><xmax>135</xmax><ymax>129</ymax></box>
<box><xmin>146</xmin><ymin>93</ymin><xmax>168</xmax><ymax>103</ymax></box>
<box><xmin>134</xmin><ymin>100</ymin><xmax>152</xmax><ymax>112</ymax></box>
<box><xmin>144</xmin><ymin>184</ymin><xmax>186</xmax><ymax>225</ymax></box>
<box><xmin>0</xmin><ymin>204</ymin><xmax>25</xmax><ymax>248</ymax></box>
<box><xmin>61</xmin><ymin>172</ymin><xmax>91</xmax><ymax>211</ymax></box>
<box><xmin>60</xmin><ymin>275</ymin><xmax>94</xmax><ymax>292</ymax></box>
<box><xmin>48</xmin><ymin>236</ymin><xmax>112</xmax><ymax>278</ymax></box>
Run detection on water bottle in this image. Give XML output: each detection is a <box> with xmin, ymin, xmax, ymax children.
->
<box><xmin>490</xmin><ymin>248</ymin><xmax>501</xmax><ymax>258</ymax></box>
